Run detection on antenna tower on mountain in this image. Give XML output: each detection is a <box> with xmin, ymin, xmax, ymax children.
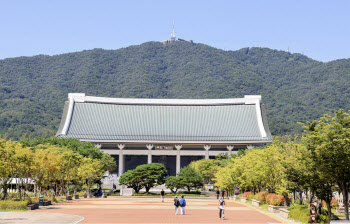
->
<box><xmin>170</xmin><ymin>20</ymin><xmax>176</xmax><ymax>42</ymax></box>
<box><xmin>163</xmin><ymin>21</ymin><xmax>177</xmax><ymax>45</ymax></box>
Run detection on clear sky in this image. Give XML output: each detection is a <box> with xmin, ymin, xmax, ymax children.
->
<box><xmin>1</xmin><ymin>0</ymin><xmax>349</xmax><ymax>62</ymax></box>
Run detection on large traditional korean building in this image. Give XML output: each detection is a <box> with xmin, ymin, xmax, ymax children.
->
<box><xmin>56</xmin><ymin>93</ymin><xmax>272</xmax><ymax>176</ymax></box>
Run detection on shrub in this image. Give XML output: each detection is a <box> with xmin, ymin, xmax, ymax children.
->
<box><xmin>30</xmin><ymin>197</ymin><xmax>39</xmax><ymax>203</ymax></box>
<box><xmin>288</xmin><ymin>204</ymin><xmax>329</xmax><ymax>223</ymax></box>
<box><xmin>288</xmin><ymin>204</ymin><xmax>310</xmax><ymax>223</ymax></box>
<box><xmin>0</xmin><ymin>200</ymin><xmax>29</xmax><ymax>210</ymax></box>
<box><xmin>257</xmin><ymin>191</ymin><xmax>269</xmax><ymax>203</ymax></box>
<box><xmin>265</xmin><ymin>193</ymin><xmax>274</xmax><ymax>205</ymax></box>
<box><xmin>242</xmin><ymin>191</ymin><xmax>252</xmax><ymax>199</ymax></box>
<box><xmin>248</xmin><ymin>193</ymin><xmax>256</xmax><ymax>200</ymax></box>
<box><xmin>45</xmin><ymin>196</ymin><xmax>56</xmax><ymax>202</ymax></box>
<box><xmin>321</xmin><ymin>198</ymin><xmax>339</xmax><ymax>209</ymax></box>
<box><xmin>266</xmin><ymin>193</ymin><xmax>284</xmax><ymax>206</ymax></box>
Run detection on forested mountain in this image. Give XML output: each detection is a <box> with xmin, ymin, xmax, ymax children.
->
<box><xmin>0</xmin><ymin>41</ymin><xmax>349</xmax><ymax>139</ymax></box>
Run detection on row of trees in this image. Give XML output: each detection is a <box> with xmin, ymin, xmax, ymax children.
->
<box><xmin>119</xmin><ymin>164</ymin><xmax>204</xmax><ymax>193</ymax></box>
<box><xmin>0</xmin><ymin>138</ymin><xmax>116</xmax><ymax>200</ymax></box>
<box><xmin>191</xmin><ymin>110</ymin><xmax>350</xmax><ymax>222</ymax></box>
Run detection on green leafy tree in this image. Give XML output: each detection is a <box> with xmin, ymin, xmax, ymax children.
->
<box><xmin>177</xmin><ymin>166</ymin><xmax>204</xmax><ymax>192</ymax></box>
<box><xmin>190</xmin><ymin>159</ymin><xmax>220</xmax><ymax>184</ymax></box>
<box><xmin>119</xmin><ymin>170</ymin><xmax>143</xmax><ymax>193</ymax></box>
<box><xmin>165</xmin><ymin>176</ymin><xmax>181</xmax><ymax>193</ymax></box>
<box><xmin>302</xmin><ymin>110</ymin><xmax>350</xmax><ymax>220</ymax></box>
<box><xmin>133</xmin><ymin>163</ymin><xmax>167</xmax><ymax>193</ymax></box>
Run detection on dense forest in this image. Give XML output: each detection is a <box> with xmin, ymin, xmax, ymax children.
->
<box><xmin>0</xmin><ymin>41</ymin><xmax>349</xmax><ymax>139</ymax></box>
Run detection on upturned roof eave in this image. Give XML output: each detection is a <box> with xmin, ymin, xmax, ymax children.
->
<box><xmin>77</xmin><ymin>138</ymin><xmax>273</xmax><ymax>145</ymax></box>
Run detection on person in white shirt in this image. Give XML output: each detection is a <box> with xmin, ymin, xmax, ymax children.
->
<box><xmin>219</xmin><ymin>197</ymin><xmax>225</xmax><ymax>219</ymax></box>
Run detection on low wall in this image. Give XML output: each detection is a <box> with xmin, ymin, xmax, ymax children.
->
<box><xmin>279</xmin><ymin>208</ymin><xmax>290</xmax><ymax>218</ymax></box>
<box><xmin>268</xmin><ymin>205</ymin><xmax>288</xmax><ymax>213</ymax></box>
<box><xmin>241</xmin><ymin>198</ymin><xmax>248</xmax><ymax>203</ymax></box>
<box><xmin>251</xmin><ymin>199</ymin><xmax>261</xmax><ymax>207</ymax></box>
<box><xmin>120</xmin><ymin>188</ymin><xmax>135</xmax><ymax>196</ymax></box>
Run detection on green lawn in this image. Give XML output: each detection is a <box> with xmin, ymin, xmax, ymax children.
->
<box><xmin>260</xmin><ymin>203</ymin><xmax>268</xmax><ymax>210</ymax></box>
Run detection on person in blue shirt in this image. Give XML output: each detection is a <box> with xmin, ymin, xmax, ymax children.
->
<box><xmin>180</xmin><ymin>195</ymin><xmax>186</xmax><ymax>215</ymax></box>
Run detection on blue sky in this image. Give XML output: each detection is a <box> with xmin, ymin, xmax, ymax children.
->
<box><xmin>1</xmin><ymin>0</ymin><xmax>349</xmax><ymax>62</ymax></box>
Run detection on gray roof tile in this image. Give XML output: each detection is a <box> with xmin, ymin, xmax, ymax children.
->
<box><xmin>59</xmin><ymin>102</ymin><xmax>272</xmax><ymax>142</ymax></box>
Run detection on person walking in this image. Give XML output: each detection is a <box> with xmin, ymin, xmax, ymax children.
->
<box><xmin>216</xmin><ymin>189</ymin><xmax>220</xmax><ymax>199</ymax></box>
<box><xmin>219</xmin><ymin>197</ymin><xmax>225</xmax><ymax>219</ymax></box>
<box><xmin>174</xmin><ymin>196</ymin><xmax>180</xmax><ymax>215</ymax></box>
<box><xmin>221</xmin><ymin>189</ymin><xmax>225</xmax><ymax>199</ymax></box>
<box><xmin>179</xmin><ymin>195</ymin><xmax>186</xmax><ymax>215</ymax></box>
<box><xmin>161</xmin><ymin>189</ymin><xmax>165</xmax><ymax>202</ymax></box>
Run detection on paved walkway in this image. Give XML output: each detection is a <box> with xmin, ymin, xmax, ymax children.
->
<box><xmin>0</xmin><ymin>212</ymin><xmax>83</xmax><ymax>223</ymax></box>
<box><xmin>20</xmin><ymin>197</ymin><xmax>286</xmax><ymax>223</ymax></box>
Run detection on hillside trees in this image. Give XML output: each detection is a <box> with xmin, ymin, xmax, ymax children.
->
<box><xmin>0</xmin><ymin>42</ymin><xmax>350</xmax><ymax>139</ymax></box>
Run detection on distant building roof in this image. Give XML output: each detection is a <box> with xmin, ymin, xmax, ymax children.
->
<box><xmin>56</xmin><ymin>94</ymin><xmax>272</xmax><ymax>144</ymax></box>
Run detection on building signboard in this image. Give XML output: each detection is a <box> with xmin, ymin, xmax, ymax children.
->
<box><xmin>234</xmin><ymin>186</ymin><xmax>240</xmax><ymax>195</ymax></box>
<box><xmin>155</xmin><ymin>145</ymin><xmax>174</xmax><ymax>150</ymax></box>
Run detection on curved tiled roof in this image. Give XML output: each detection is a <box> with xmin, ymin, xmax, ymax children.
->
<box><xmin>56</xmin><ymin>94</ymin><xmax>272</xmax><ymax>143</ymax></box>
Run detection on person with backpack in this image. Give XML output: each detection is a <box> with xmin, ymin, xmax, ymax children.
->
<box><xmin>174</xmin><ymin>196</ymin><xmax>180</xmax><ymax>215</ymax></box>
<box><xmin>161</xmin><ymin>189</ymin><xmax>165</xmax><ymax>202</ymax></box>
<box><xmin>179</xmin><ymin>195</ymin><xmax>186</xmax><ymax>215</ymax></box>
<box><xmin>219</xmin><ymin>197</ymin><xmax>225</xmax><ymax>219</ymax></box>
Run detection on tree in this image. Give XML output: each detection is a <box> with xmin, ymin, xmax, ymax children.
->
<box><xmin>13</xmin><ymin>145</ymin><xmax>35</xmax><ymax>200</ymax></box>
<box><xmin>119</xmin><ymin>170</ymin><xmax>143</xmax><ymax>193</ymax></box>
<box><xmin>302</xmin><ymin>110</ymin><xmax>350</xmax><ymax>220</ymax></box>
<box><xmin>101</xmin><ymin>153</ymin><xmax>117</xmax><ymax>172</ymax></box>
<box><xmin>133</xmin><ymin>163</ymin><xmax>167</xmax><ymax>193</ymax></box>
<box><xmin>165</xmin><ymin>176</ymin><xmax>181</xmax><ymax>193</ymax></box>
<box><xmin>78</xmin><ymin>157</ymin><xmax>104</xmax><ymax>197</ymax></box>
<box><xmin>190</xmin><ymin>159</ymin><xmax>220</xmax><ymax>184</ymax></box>
<box><xmin>177</xmin><ymin>166</ymin><xmax>204</xmax><ymax>192</ymax></box>
<box><xmin>0</xmin><ymin>140</ymin><xmax>29</xmax><ymax>200</ymax></box>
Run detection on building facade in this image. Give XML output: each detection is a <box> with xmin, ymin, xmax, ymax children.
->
<box><xmin>56</xmin><ymin>93</ymin><xmax>272</xmax><ymax>176</ymax></box>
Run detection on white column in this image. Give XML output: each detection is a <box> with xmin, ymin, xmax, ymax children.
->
<box><xmin>227</xmin><ymin>145</ymin><xmax>234</xmax><ymax>156</ymax></box>
<box><xmin>175</xmin><ymin>145</ymin><xmax>182</xmax><ymax>175</ymax></box>
<box><xmin>247</xmin><ymin>145</ymin><xmax>254</xmax><ymax>149</ymax></box>
<box><xmin>146</xmin><ymin>144</ymin><xmax>153</xmax><ymax>164</ymax></box>
<box><xmin>204</xmin><ymin>145</ymin><xmax>211</xmax><ymax>159</ymax></box>
<box><xmin>118</xmin><ymin>144</ymin><xmax>125</xmax><ymax>177</ymax></box>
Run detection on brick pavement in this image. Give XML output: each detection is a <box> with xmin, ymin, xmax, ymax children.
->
<box><xmin>23</xmin><ymin>197</ymin><xmax>284</xmax><ymax>223</ymax></box>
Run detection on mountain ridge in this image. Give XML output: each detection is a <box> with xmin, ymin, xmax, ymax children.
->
<box><xmin>0</xmin><ymin>41</ymin><xmax>349</xmax><ymax>139</ymax></box>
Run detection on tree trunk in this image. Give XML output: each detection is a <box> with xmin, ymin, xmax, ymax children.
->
<box><xmin>3</xmin><ymin>187</ymin><xmax>8</xmax><ymax>201</ymax></box>
<box><xmin>293</xmin><ymin>188</ymin><xmax>296</xmax><ymax>204</ymax></box>
<box><xmin>326</xmin><ymin>200</ymin><xmax>332</xmax><ymax>224</ymax></box>
<box><xmin>299</xmin><ymin>190</ymin><xmax>303</xmax><ymax>205</ymax></box>
<box><xmin>343</xmin><ymin>188</ymin><xmax>349</xmax><ymax>220</ymax></box>
<box><xmin>74</xmin><ymin>183</ymin><xmax>77</xmax><ymax>196</ymax></box>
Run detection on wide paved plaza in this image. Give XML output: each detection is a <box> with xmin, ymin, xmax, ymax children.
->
<box><xmin>0</xmin><ymin>197</ymin><xmax>287</xmax><ymax>223</ymax></box>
